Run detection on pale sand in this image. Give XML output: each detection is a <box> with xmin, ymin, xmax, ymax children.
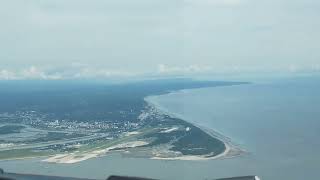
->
<box><xmin>151</xmin><ymin>141</ymin><xmax>232</xmax><ymax>161</ymax></box>
<box><xmin>160</xmin><ymin>127</ymin><xmax>179</xmax><ymax>133</ymax></box>
<box><xmin>0</xmin><ymin>143</ymin><xmax>15</xmax><ymax>148</ymax></box>
<box><xmin>43</xmin><ymin>141</ymin><xmax>149</xmax><ymax>164</ymax></box>
<box><xmin>124</xmin><ymin>131</ymin><xmax>141</xmax><ymax>136</ymax></box>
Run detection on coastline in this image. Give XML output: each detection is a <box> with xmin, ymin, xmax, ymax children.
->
<box><xmin>40</xmin><ymin>88</ymin><xmax>245</xmax><ymax>163</ymax></box>
<box><xmin>144</xmin><ymin>89</ymin><xmax>245</xmax><ymax>160</ymax></box>
<box><xmin>0</xmin><ymin>86</ymin><xmax>244</xmax><ymax>163</ymax></box>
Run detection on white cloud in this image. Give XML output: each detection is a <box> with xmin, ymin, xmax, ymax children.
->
<box><xmin>157</xmin><ymin>64</ymin><xmax>213</xmax><ymax>75</ymax></box>
<box><xmin>1</xmin><ymin>64</ymin><xmax>213</xmax><ymax>80</ymax></box>
<box><xmin>0</xmin><ymin>65</ymin><xmax>136</xmax><ymax>80</ymax></box>
<box><xmin>0</xmin><ymin>69</ymin><xmax>17</xmax><ymax>80</ymax></box>
<box><xmin>21</xmin><ymin>66</ymin><xmax>46</xmax><ymax>79</ymax></box>
<box><xmin>0</xmin><ymin>63</ymin><xmax>319</xmax><ymax>80</ymax></box>
<box><xmin>72</xmin><ymin>67</ymin><xmax>135</xmax><ymax>79</ymax></box>
<box><xmin>0</xmin><ymin>66</ymin><xmax>64</xmax><ymax>80</ymax></box>
<box><xmin>184</xmin><ymin>0</ymin><xmax>244</xmax><ymax>6</ymax></box>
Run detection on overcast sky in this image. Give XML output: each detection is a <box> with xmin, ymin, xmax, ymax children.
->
<box><xmin>0</xmin><ymin>0</ymin><xmax>320</xmax><ymax>79</ymax></box>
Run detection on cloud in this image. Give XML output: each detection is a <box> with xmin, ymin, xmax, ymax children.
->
<box><xmin>0</xmin><ymin>66</ymin><xmax>64</xmax><ymax>80</ymax></box>
<box><xmin>0</xmin><ymin>65</ymin><xmax>136</xmax><ymax>80</ymax></box>
<box><xmin>0</xmin><ymin>63</ymin><xmax>319</xmax><ymax>80</ymax></box>
<box><xmin>0</xmin><ymin>69</ymin><xmax>16</xmax><ymax>80</ymax></box>
<box><xmin>21</xmin><ymin>66</ymin><xmax>49</xmax><ymax>79</ymax></box>
<box><xmin>157</xmin><ymin>63</ymin><xmax>320</xmax><ymax>76</ymax></box>
<box><xmin>184</xmin><ymin>0</ymin><xmax>244</xmax><ymax>6</ymax></box>
<box><xmin>0</xmin><ymin>64</ymin><xmax>214</xmax><ymax>80</ymax></box>
<box><xmin>1</xmin><ymin>0</ymin><xmax>319</xmax><ymax>75</ymax></box>
<box><xmin>157</xmin><ymin>64</ymin><xmax>213</xmax><ymax>75</ymax></box>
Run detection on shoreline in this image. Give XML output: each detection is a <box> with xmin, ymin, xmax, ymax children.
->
<box><xmin>0</xmin><ymin>87</ymin><xmax>245</xmax><ymax>163</ymax></box>
<box><xmin>144</xmin><ymin>90</ymin><xmax>245</xmax><ymax>160</ymax></box>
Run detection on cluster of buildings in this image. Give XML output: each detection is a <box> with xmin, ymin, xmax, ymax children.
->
<box><xmin>1</xmin><ymin>110</ymin><xmax>144</xmax><ymax>135</ymax></box>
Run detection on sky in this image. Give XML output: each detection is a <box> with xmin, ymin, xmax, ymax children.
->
<box><xmin>0</xmin><ymin>0</ymin><xmax>320</xmax><ymax>79</ymax></box>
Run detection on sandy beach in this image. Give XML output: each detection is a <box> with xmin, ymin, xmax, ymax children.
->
<box><xmin>43</xmin><ymin>141</ymin><xmax>149</xmax><ymax>164</ymax></box>
<box><xmin>145</xmin><ymin>94</ymin><xmax>245</xmax><ymax>161</ymax></box>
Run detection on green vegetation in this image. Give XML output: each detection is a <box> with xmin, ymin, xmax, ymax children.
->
<box><xmin>76</xmin><ymin>128</ymin><xmax>156</xmax><ymax>153</ymax></box>
<box><xmin>0</xmin><ymin>148</ymin><xmax>54</xmax><ymax>160</ymax></box>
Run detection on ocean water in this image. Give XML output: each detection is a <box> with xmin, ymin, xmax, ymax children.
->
<box><xmin>1</xmin><ymin>76</ymin><xmax>320</xmax><ymax>180</ymax></box>
<box><xmin>147</xmin><ymin>76</ymin><xmax>320</xmax><ymax>180</ymax></box>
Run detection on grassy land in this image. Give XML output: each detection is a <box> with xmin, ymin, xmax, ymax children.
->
<box><xmin>0</xmin><ymin>148</ymin><xmax>55</xmax><ymax>160</ymax></box>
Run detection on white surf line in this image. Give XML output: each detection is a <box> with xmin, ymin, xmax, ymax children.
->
<box><xmin>144</xmin><ymin>94</ymin><xmax>245</xmax><ymax>160</ymax></box>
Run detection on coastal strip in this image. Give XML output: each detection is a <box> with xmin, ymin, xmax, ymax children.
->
<box><xmin>144</xmin><ymin>92</ymin><xmax>245</xmax><ymax>160</ymax></box>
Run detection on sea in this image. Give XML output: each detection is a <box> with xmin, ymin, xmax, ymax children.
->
<box><xmin>1</xmin><ymin>75</ymin><xmax>319</xmax><ymax>180</ymax></box>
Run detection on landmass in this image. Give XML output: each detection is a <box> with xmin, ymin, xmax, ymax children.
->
<box><xmin>0</xmin><ymin>79</ymin><xmax>247</xmax><ymax>163</ymax></box>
